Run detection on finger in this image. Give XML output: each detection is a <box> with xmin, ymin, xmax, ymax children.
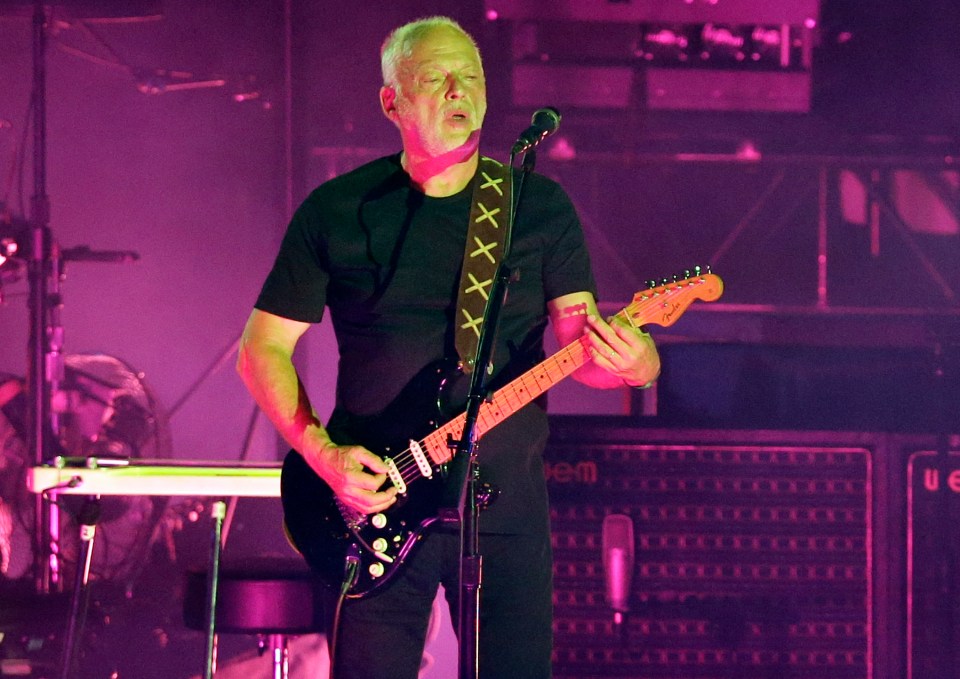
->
<box><xmin>583</xmin><ymin>315</ymin><xmax>610</xmax><ymax>346</ymax></box>
<box><xmin>598</xmin><ymin>316</ymin><xmax>654</xmax><ymax>363</ymax></box>
<box><xmin>584</xmin><ymin>317</ymin><xmax>623</xmax><ymax>359</ymax></box>
<box><xmin>610</xmin><ymin>316</ymin><xmax>638</xmax><ymax>340</ymax></box>
<box><xmin>588</xmin><ymin>343</ymin><xmax>619</xmax><ymax>369</ymax></box>
<box><xmin>606</xmin><ymin>314</ymin><xmax>650</xmax><ymax>349</ymax></box>
<box><xmin>587</xmin><ymin>314</ymin><xmax>633</xmax><ymax>353</ymax></box>
<box><xmin>352</xmin><ymin>446</ymin><xmax>391</xmax><ymax>474</ymax></box>
<box><xmin>346</xmin><ymin>485</ymin><xmax>398</xmax><ymax>515</ymax></box>
<box><xmin>585</xmin><ymin>313</ymin><xmax>614</xmax><ymax>340</ymax></box>
<box><xmin>347</xmin><ymin>468</ymin><xmax>389</xmax><ymax>492</ymax></box>
<box><xmin>365</xmin><ymin>488</ymin><xmax>399</xmax><ymax>514</ymax></box>
<box><xmin>585</xmin><ymin>333</ymin><xmax>617</xmax><ymax>364</ymax></box>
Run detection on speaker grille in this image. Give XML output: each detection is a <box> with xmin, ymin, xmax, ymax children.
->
<box><xmin>906</xmin><ymin>449</ymin><xmax>960</xmax><ymax>679</ymax></box>
<box><xmin>547</xmin><ymin>437</ymin><xmax>872</xmax><ymax>679</ymax></box>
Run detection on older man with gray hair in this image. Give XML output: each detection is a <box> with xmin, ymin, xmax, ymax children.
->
<box><xmin>238</xmin><ymin>15</ymin><xmax>659</xmax><ymax>679</ymax></box>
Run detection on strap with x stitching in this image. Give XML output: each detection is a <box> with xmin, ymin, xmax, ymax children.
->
<box><xmin>454</xmin><ymin>156</ymin><xmax>512</xmax><ymax>373</ymax></box>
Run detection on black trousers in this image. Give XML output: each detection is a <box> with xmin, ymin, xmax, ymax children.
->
<box><xmin>329</xmin><ymin>528</ymin><xmax>553</xmax><ymax>679</ymax></box>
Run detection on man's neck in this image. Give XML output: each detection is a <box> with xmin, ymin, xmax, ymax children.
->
<box><xmin>401</xmin><ymin>147</ymin><xmax>479</xmax><ymax>198</ymax></box>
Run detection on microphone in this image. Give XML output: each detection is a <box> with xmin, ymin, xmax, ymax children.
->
<box><xmin>511</xmin><ymin>107</ymin><xmax>561</xmax><ymax>155</ymax></box>
<box><xmin>602</xmin><ymin>513</ymin><xmax>635</xmax><ymax>626</ymax></box>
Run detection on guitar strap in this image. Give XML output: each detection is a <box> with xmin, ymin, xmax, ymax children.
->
<box><xmin>454</xmin><ymin>156</ymin><xmax>513</xmax><ymax>373</ymax></box>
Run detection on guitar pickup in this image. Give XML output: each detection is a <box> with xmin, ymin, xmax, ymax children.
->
<box><xmin>408</xmin><ymin>440</ymin><xmax>433</xmax><ymax>479</ymax></box>
<box><xmin>383</xmin><ymin>457</ymin><xmax>407</xmax><ymax>494</ymax></box>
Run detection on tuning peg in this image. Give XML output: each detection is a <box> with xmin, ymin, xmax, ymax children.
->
<box><xmin>646</xmin><ymin>280</ymin><xmax>658</xmax><ymax>289</ymax></box>
<box><xmin>661</xmin><ymin>278</ymin><xmax>670</xmax><ymax>286</ymax></box>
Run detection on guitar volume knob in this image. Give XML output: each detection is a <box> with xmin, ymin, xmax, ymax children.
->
<box><xmin>371</xmin><ymin>513</ymin><xmax>387</xmax><ymax>529</ymax></box>
<box><xmin>372</xmin><ymin>538</ymin><xmax>388</xmax><ymax>553</ymax></box>
<box><xmin>368</xmin><ymin>562</ymin><xmax>385</xmax><ymax>578</ymax></box>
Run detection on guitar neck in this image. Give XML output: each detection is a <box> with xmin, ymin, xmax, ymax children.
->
<box><xmin>479</xmin><ymin>336</ymin><xmax>591</xmax><ymax>435</ymax></box>
<box><xmin>422</xmin><ymin>335</ymin><xmax>593</xmax><ymax>465</ymax></box>
<box><xmin>414</xmin><ymin>272</ymin><xmax>723</xmax><ymax>466</ymax></box>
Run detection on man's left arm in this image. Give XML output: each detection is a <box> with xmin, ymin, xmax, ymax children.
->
<box><xmin>547</xmin><ymin>291</ymin><xmax>661</xmax><ymax>389</ymax></box>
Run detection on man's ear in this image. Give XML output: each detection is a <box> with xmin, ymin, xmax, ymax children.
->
<box><xmin>380</xmin><ymin>85</ymin><xmax>398</xmax><ymax>123</ymax></box>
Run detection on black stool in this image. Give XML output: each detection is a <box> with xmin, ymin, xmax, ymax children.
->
<box><xmin>184</xmin><ymin>557</ymin><xmax>326</xmax><ymax>679</ymax></box>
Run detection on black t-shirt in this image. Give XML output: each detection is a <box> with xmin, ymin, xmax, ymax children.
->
<box><xmin>256</xmin><ymin>154</ymin><xmax>595</xmax><ymax>532</ymax></box>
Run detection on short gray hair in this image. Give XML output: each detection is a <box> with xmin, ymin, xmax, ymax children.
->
<box><xmin>380</xmin><ymin>16</ymin><xmax>479</xmax><ymax>87</ymax></box>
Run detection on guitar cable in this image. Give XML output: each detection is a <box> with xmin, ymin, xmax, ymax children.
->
<box><xmin>328</xmin><ymin>546</ymin><xmax>360</xmax><ymax>678</ymax></box>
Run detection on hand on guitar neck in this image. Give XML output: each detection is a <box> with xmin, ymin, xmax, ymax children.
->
<box><xmin>582</xmin><ymin>311</ymin><xmax>660</xmax><ymax>388</ymax></box>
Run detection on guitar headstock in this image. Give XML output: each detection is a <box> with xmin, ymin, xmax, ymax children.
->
<box><xmin>623</xmin><ymin>266</ymin><xmax>724</xmax><ymax>329</ymax></box>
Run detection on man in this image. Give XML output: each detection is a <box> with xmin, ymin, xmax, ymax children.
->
<box><xmin>237</xmin><ymin>16</ymin><xmax>659</xmax><ymax>679</ymax></box>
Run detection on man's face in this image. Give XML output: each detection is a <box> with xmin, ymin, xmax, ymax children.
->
<box><xmin>382</xmin><ymin>26</ymin><xmax>487</xmax><ymax>158</ymax></box>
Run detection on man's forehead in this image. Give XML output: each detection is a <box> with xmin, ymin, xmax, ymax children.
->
<box><xmin>402</xmin><ymin>28</ymin><xmax>482</xmax><ymax>71</ymax></box>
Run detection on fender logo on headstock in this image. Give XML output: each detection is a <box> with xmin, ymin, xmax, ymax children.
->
<box><xmin>662</xmin><ymin>301</ymin><xmax>682</xmax><ymax>324</ymax></box>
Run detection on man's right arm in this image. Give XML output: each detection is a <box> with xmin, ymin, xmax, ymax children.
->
<box><xmin>236</xmin><ymin>308</ymin><xmax>397</xmax><ymax>514</ymax></box>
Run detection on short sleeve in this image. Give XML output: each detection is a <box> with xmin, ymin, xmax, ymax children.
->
<box><xmin>254</xmin><ymin>195</ymin><xmax>328</xmax><ymax>324</ymax></box>
<box><xmin>538</xmin><ymin>180</ymin><xmax>598</xmax><ymax>303</ymax></box>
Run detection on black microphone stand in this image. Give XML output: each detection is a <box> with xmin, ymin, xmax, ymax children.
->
<box><xmin>26</xmin><ymin>0</ymin><xmax>62</xmax><ymax>596</ymax></box>
<box><xmin>21</xmin><ymin>3</ymin><xmax>142</xmax><ymax>599</ymax></box>
<box><xmin>450</xmin><ymin>147</ymin><xmax>536</xmax><ymax>679</ymax></box>
<box><xmin>58</xmin><ymin>494</ymin><xmax>101</xmax><ymax>679</ymax></box>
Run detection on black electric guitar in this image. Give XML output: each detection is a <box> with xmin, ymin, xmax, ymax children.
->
<box><xmin>281</xmin><ymin>270</ymin><xmax>724</xmax><ymax>597</ymax></box>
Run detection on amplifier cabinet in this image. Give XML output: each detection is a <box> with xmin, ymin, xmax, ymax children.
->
<box><xmin>906</xmin><ymin>449</ymin><xmax>960</xmax><ymax>679</ymax></box>
<box><xmin>545</xmin><ymin>423</ymin><xmax>873</xmax><ymax>679</ymax></box>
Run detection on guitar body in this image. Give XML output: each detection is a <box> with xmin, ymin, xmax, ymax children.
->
<box><xmin>280</xmin><ymin>271</ymin><xmax>724</xmax><ymax>598</ymax></box>
<box><xmin>281</xmin><ymin>451</ymin><xmax>446</xmax><ymax>596</ymax></box>
<box><xmin>281</xmin><ymin>361</ymin><xmax>456</xmax><ymax>597</ymax></box>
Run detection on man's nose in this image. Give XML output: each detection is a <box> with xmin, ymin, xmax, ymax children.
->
<box><xmin>445</xmin><ymin>74</ymin><xmax>467</xmax><ymax>99</ymax></box>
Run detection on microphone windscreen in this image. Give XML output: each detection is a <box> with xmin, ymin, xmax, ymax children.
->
<box><xmin>602</xmin><ymin>513</ymin><xmax>635</xmax><ymax>611</ymax></box>
<box><xmin>530</xmin><ymin>106</ymin><xmax>561</xmax><ymax>133</ymax></box>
